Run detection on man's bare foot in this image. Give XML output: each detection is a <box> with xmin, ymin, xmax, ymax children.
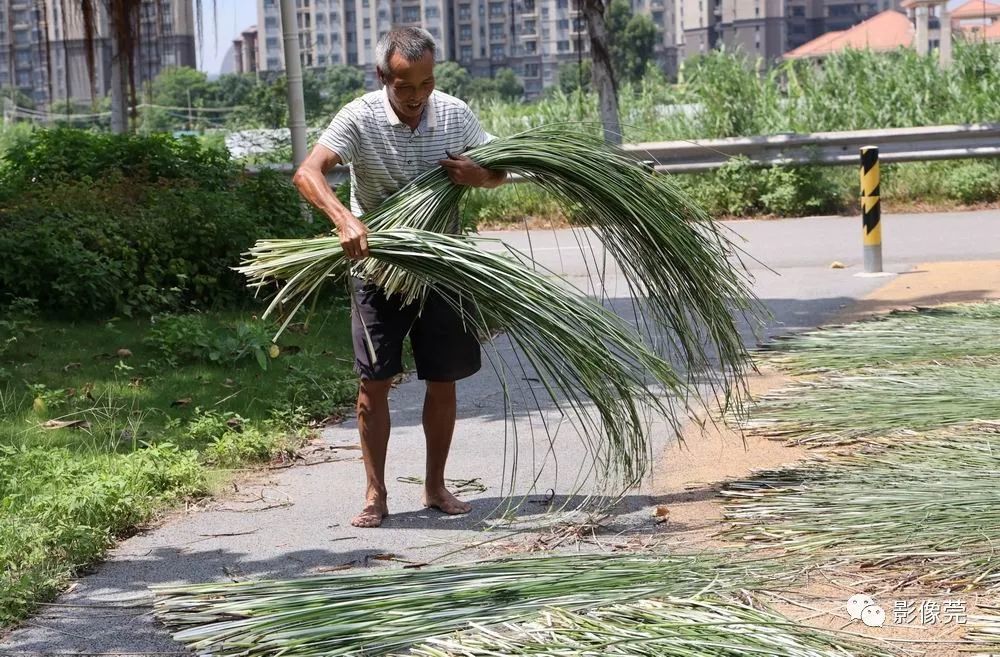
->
<box><xmin>351</xmin><ymin>500</ymin><xmax>388</xmax><ymax>528</ymax></box>
<box><xmin>424</xmin><ymin>488</ymin><xmax>472</xmax><ymax>515</ymax></box>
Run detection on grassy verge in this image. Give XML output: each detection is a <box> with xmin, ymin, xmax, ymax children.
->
<box><xmin>0</xmin><ymin>301</ymin><xmax>357</xmax><ymax>625</ymax></box>
<box><xmin>458</xmin><ymin>159</ymin><xmax>1000</xmax><ymax>227</ymax></box>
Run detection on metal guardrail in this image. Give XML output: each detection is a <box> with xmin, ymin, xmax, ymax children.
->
<box><xmin>626</xmin><ymin>123</ymin><xmax>1000</xmax><ymax>173</ymax></box>
<box><xmin>253</xmin><ymin>123</ymin><xmax>1000</xmax><ymax>181</ymax></box>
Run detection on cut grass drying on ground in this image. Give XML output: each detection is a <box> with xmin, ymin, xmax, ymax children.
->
<box><xmin>154</xmin><ymin>552</ymin><xmax>797</xmax><ymax>657</ymax></box>
<box><xmin>759</xmin><ymin>303</ymin><xmax>1000</xmax><ymax>374</ymax></box>
<box><xmin>722</xmin><ymin>423</ymin><xmax>1000</xmax><ymax>591</ymax></box>
<box><xmin>413</xmin><ymin>597</ymin><xmax>893</xmax><ymax>657</ymax></box>
<box><xmin>736</xmin><ymin>360</ymin><xmax>1000</xmax><ymax>445</ymax></box>
<box><xmin>0</xmin><ymin>303</ymin><xmax>356</xmax><ymax>625</ymax></box>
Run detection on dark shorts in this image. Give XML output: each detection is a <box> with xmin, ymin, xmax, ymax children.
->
<box><xmin>350</xmin><ymin>277</ymin><xmax>482</xmax><ymax>382</ymax></box>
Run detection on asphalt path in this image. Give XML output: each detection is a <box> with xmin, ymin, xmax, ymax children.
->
<box><xmin>3</xmin><ymin>209</ymin><xmax>998</xmax><ymax>656</ymax></box>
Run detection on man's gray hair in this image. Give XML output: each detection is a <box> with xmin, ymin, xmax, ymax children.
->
<box><xmin>375</xmin><ymin>27</ymin><xmax>436</xmax><ymax>80</ymax></box>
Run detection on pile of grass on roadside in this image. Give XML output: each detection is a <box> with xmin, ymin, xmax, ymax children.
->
<box><xmin>414</xmin><ymin>597</ymin><xmax>892</xmax><ymax>657</ymax></box>
<box><xmin>736</xmin><ymin>360</ymin><xmax>1000</xmax><ymax>445</ymax></box>
<box><xmin>736</xmin><ymin>303</ymin><xmax>1000</xmax><ymax>445</ymax></box>
<box><xmin>721</xmin><ymin>302</ymin><xmax>1000</xmax><ymax>597</ymax></box>
<box><xmin>0</xmin><ymin>301</ymin><xmax>357</xmax><ymax>625</ymax></box>
<box><xmin>760</xmin><ymin>303</ymin><xmax>1000</xmax><ymax>373</ymax></box>
<box><xmin>154</xmin><ymin>552</ymin><xmax>796</xmax><ymax>656</ymax></box>
<box><xmin>723</xmin><ymin>423</ymin><xmax>1000</xmax><ymax>591</ymax></box>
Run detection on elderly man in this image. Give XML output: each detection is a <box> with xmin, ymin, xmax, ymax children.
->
<box><xmin>293</xmin><ymin>27</ymin><xmax>507</xmax><ymax>528</ymax></box>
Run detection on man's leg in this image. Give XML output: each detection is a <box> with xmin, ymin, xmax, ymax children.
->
<box><xmin>422</xmin><ymin>380</ymin><xmax>472</xmax><ymax>515</ymax></box>
<box><xmin>352</xmin><ymin>378</ymin><xmax>393</xmax><ymax>528</ymax></box>
<box><xmin>350</xmin><ymin>277</ymin><xmax>415</xmax><ymax>529</ymax></box>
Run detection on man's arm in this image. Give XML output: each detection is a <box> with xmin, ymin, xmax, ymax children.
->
<box><xmin>437</xmin><ymin>152</ymin><xmax>507</xmax><ymax>188</ymax></box>
<box><xmin>292</xmin><ymin>146</ymin><xmax>370</xmax><ymax>260</ymax></box>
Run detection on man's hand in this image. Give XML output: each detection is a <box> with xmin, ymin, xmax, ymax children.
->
<box><xmin>438</xmin><ymin>151</ymin><xmax>506</xmax><ymax>188</ymax></box>
<box><xmin>337</xmin><ymin>215</ymin><xmax>369</xmax><ymax>260</ymax></box>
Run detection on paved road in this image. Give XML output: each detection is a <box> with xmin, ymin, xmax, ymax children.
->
<box><xmin>3</xmin><ymin>209</ymin><xmax>997</xmax><ymax>656</ymax></box>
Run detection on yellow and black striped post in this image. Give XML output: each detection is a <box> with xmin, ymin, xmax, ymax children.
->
<box><xmin>860</xmin><ymin>145</ymin><xmax>882</xmax><ymax>273</ymax></box>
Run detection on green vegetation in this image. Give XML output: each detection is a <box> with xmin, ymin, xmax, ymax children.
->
<box><xmin>0</xmin><ymin>129</ymin><xmax>323</xmax><ymax>317</ymax></box>
<box><xmin>466</xmin><ymin>41</ymin><xmax>1000</xmax><ymax>219</ymax></box>
<box><xmin>1</xmin><ymin>442</ymin><xmax>204</xmax><ymax>624</ymax></box>
<box><xmin>0</xmin><ymin>301</ymin><xmax>356</xmax><ymax>623</ymax></box>
<box><xmin>473</xmin><ymin>41</ymin><xmax>1000</xmax><ymax>142</ymax></box>
<box><xmin>0</xmin><ymin>129</ymin><xmax>357</xmax><ymax>625</ymax></box>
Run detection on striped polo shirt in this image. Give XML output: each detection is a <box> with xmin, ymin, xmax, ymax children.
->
<box><xmin>317</xmin><ymin>88</ymin><xmax>494</xmax><ymax>224</ymax></box>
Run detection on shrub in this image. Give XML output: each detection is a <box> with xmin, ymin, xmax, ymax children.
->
<box><xmin>145</xmin><ymin>314</ymin><xmax>277</xmax><ymax>369</ymax></box>
<box><xmin>674</xmin><ymin>158</ymin><xmax>846</xmax><ymax>217</ymax></box>
<box><xmin>279</xmin><ymin>357</ymin><xmax>357</xmax><ymax>419</ymax></box>
<box><xmin>0</xmin><ymin>128</ymin><xmax>236</xmax><ymax>196</ymax></box>
<box><xmin>942</xmin><ymin>160</ymin><xmax>1000</xmax><ymax>205</ymax></box>
<box><xmin>0</xmin><ymin>133</ymin><xmax>321</xmax><ymax>317</ymax></box>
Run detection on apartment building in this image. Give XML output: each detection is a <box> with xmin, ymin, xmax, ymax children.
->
<box><xmin>257</xmin><ymin>0</ymin><xmax>399</xmax><ymax>86</ymax></box>
<box><xmin>0</xmin><ymin>1</ymin><xmax>52</xmax><ymax>105</ymax></box>
<box><xmin>717</xmin><ymin>0</ymin><xmax>786</xmax><ymax>61</ymax></box>
<box><xmin>256</xmin><ymin>0</ymin><xmax>679</xmax><ymax>96</ymax></box>
<box><xmin>231</xmin><ymin>26</ymin><xmax>260</xmax><ymax>74</ymax></box>
<box><xmin>678</xmin><ymin>0</ymin><xmax>902</xmax><ymax>61</ymax></box>
<box><xmin>0</xmin><ymin>0</ymin><xmax>195</xmax><ymax>107</ymax></box>
<box><xmin>6</xmin><ymin>0</ymin><xmax>194</xmax><ymax>105</ymax></box>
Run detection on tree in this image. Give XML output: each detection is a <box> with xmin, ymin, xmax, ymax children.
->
<box><xmin>620</xmin><ymin>14</ymin><xmax>657</xmax><ymax>83</ymax></box>
<box><xmin>214</xmin><ymin>73</ymin><xmax>258</xmax><ymax>108</ymax></box>
<box><xmin>1</xmin><ymin>87</ymin><xmax>35</xmax><ymax>111</ymax></box>
<box><xmin>228</xmin><ymin>73</ymin><xmax>323</xmax><ymax>129</ymax></box>
<box><xmin>557</xmin><ymin>61</ymin><xmax>593</xmax><ymax>94</ymax></box>
<box><xmin>581</xmin><ymin>0</ymin><xmax>622</xmax><ymax>144</ymax></box>
<box><xmin>607</xmin><ymin>0</ymin><xmax>657</xmax><ymax>85</ymax></box>
<box><xmin>459</xmin><ymin>68</ymin><xmax>523</xmax><ymax>104</ymax></box>
<box><xmin>318</xmin><ymin>65</ymin><xmax>367</xmax><ymax>113</ymax></box>
<box><xmin>433</xmin><ymin>61</ymin><xmax>471</xmax><ymax>98</ymax></box>
<box><xmin>141</xmin><ymin>67</ymin><xmax>213</xmax><ymax>132</ymax></box>
<box><xmin>494</xmin><ymin>68</ymin><xmax>524</xmax><ymax>101</ymax></box>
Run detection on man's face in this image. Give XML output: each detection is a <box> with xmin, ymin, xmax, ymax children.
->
<box><xmin>380</xmin><ymin>50</ymin><xmax>435</xmax><ymax>124</ymax></box>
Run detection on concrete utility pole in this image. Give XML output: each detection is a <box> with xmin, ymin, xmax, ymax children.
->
<box><xmin>280</xmin><ymin>0</ymin><xmax>308</xmax><ymax>166</ymax></box>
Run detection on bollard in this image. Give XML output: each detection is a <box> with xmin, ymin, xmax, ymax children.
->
<box><xmin>860</xmin><ymin>146</ymin><xmax>882</xmax><ymax>273</ymax></box>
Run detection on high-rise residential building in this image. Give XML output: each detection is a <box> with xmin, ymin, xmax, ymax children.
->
<box><xmin>0</xmin><ymin>0</ymin><xmax>195</xmax><ymax>107</ymax></box>
<box><xmin>678</xmin><ymin>0</ymin><xmax>720</xmax><ymax>58</ymax></box>
<box><xmin>257</xmin><ymin>0</ymin><xmax>399</xmax><ymax>86</ymax></box>
<box><xmin>231</xmin><ymin>26</ymin><xmax>260</xmax><ymax>74</ymax></box>
<box><xmin>633</xmin><ymin>0</ymin><xmax>680</xmax><ymax>76</ymax></box>
<box><xmin>676</xmin><ymin>0</ymin><xmax>903</xmax><ymax>65</ymax></box>
<box><xmin>256</xmin><ymin>0</ymin><xmax>679</xmax><ymax>97</ymax></box>
<box><xmin>0</xmin><ymin>1</ymin><xmax>50</xmax><ymax>105</ymax></box>
<box><xmin>717</xmin><ymin>0</ymin><xmax>786</xmax><ymax>61</ymax></box>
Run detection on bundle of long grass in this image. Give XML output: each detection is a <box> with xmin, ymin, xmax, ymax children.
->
<box><xmin>413</xmin><ymin>597</ymin><xmax>892</xmax><ymax>657</ymax></box>
<box><xmin>722</xmin><ymin>423</ymin><xmax>1000</xmax><ymax>591</ymax></box>
<box><xmin>153</xmin><ymin>553</ymin><xmax>787</xmax><ymax>656</ymax></box>
<box><xmin>246</xmin><ymin>229</ymin><xmax>683</xmax><ymax>488</ymax></box>
<box><xmin>760</xmin><ymin>302</ymin><xmax>1000</xmax><ymax>374</ymax></box>
<box><xmin>240</xmin><ymin>125</ymin><xmax>757</xmax><ymax>490</ymax></box>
